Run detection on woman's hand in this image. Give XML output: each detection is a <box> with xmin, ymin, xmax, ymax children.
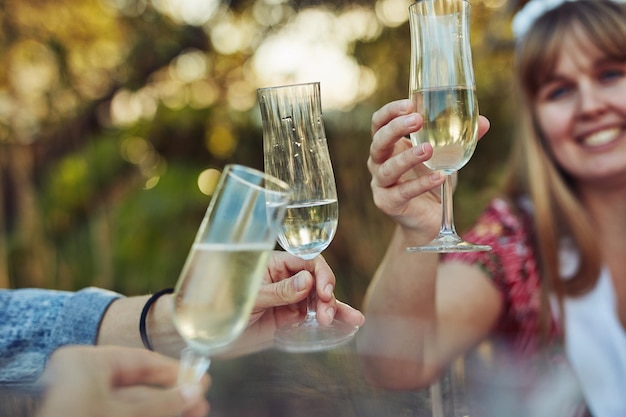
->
<box><xmin>228</xmin><ymin>251</ymin><xmax>365</xmax><ymax>355</ymax></box>
<box><xmin>368</xmin><ymin>99</ymin><xmax>490</xmax><ymax>238</ymax></box>
<box><xmin>38</xmin><ymin>345</ymin><xmax>210</xmax><ymax>417</ymax></box>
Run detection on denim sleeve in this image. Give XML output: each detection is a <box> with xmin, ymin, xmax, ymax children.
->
<box><xmin>0</xmin><ymin>287</ymin><xmax>123</xmax><ymax>384</ymax></box>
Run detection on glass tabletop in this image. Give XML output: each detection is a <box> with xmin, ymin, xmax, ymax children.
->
<box><xmin>207</xmin><ymin>341</ymin><xmax>454</xmax><ymax>417</ymax></box>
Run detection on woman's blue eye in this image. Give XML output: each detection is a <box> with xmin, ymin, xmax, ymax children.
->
<box><xmin>546</xmin><ymin>85</ymin><xmax>570</xmax><ymax>100</ymax></box>
<box><xmin>599</xmin><ymin>69</ymin><xmax>624</xmax><ymax>82</ymax></box>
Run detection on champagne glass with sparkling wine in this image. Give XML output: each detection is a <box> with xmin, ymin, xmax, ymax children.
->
<box><xmin>407</xmin><ymin>0</ymin><xmax>491</xmax><ymax>252</ymax></box>
<box><xmin>172</xmin><ymin>164</ymin><xmax>290</xmax><ymax>385</ymax></box>
<box><xmin>258</xmin><ymin>82</ymin><xmax>360</xmax><ymax>352</ymax></box>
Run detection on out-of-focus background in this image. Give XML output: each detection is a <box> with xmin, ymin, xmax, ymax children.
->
<box><xmin>0</xmin><ymin>0</ymin><xmax>520</xmax><ymax>415</ymax></box>
<box><xmin>1</xmin><ymin>0</ymin><xmax>518</xmax><ymax>299</ymax></box>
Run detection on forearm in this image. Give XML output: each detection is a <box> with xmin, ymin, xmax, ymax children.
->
<box><xmin>96</xmin><ymin>294</ymin><xmax>184</xmax><ymax>357</ymax></box>
<box><xmin>358</xmin><ymin>225</ymin><xmax>441</xmax><ymax>389</ymax></box>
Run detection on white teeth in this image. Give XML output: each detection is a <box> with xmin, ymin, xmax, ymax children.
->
<box><xmin>583</xmin><ymin>128</ymin><xmax>620</xmax><ymax>146</ymax></box>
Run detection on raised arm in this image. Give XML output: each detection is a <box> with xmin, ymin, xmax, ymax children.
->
<box><xmin>357</xmin><ymin>100</ymin><xmax>501</xmax><ymax>390</ymax></box>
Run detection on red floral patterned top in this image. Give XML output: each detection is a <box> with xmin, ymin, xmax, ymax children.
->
<box><xmin>443</xmin><ymin>197</ymin><xmax>561</xmax><ymax>356</ymax></box>
<box><xmin>443</xmin><ymin>198</ymin><xmax>590</xmax><ymax>417</ymax></box>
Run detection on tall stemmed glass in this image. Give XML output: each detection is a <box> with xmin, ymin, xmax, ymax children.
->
<box><xmin>258</xmin><ymin>82</ymin><xmax>359</xmax><ymax>353</ymax></box>
<box><xmin>172</xmin><ymin>164</ymin><xmax>290</xmax><ymax>385</ymax></box>
<box><xmin>407</xmin><ymin>0</ymin><xmax>491</xmax><ymax>253</ymax></box>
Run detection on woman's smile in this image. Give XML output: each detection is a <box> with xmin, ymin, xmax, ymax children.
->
<box><xmin>578</xmin><ymin>126</ymin><xmax>624</xmax><ymax>147</ymax></box>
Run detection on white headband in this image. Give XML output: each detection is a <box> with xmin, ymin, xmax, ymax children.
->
<box><xmin>512</xmin><ymin>0</ymin><xmax>626</xmax><ymax>40</ymax></box>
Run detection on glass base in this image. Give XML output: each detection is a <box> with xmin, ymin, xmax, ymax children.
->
<box><xmin>406</xmin><ymin>233</ymin><xmax>491</xmax><ymax>253</ymax></box>
<box><xmin>274</xmin><ymin>317</ymin><xmax>359</xmax><ymax>353</ymax></box>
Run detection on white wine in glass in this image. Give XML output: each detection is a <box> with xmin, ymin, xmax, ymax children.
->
<box><xmin>277</xmin><ymin>199</ymin><xmax>338</xmax><ymax>260</ymax></box>
<box><xmin>172</xmin><ymin>164</ymin><xmax>290</xmax><ymax>385</ymax></box>
<box><xmin>174</xmin><ymin>242</ymin><xmax>273</xmax><ymax>353</ymax></box>
<box><xmin>406</xmin><ymin>0</ymin><xmax>491</xmax><ymax>253</ymax></box>
<box><xmin>410</xmin><ymin>86</ymin><xmax>479</xmax><ymax>173</ymax></box>
<box><xmin>258</xmin><ymin>81</ymin><xmax>359</xmax><ymax>353</ymax></box>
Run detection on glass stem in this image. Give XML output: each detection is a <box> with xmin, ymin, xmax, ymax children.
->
<box><xmin>302</xmin><ymin>253</ymin><xmax>320</xmax><ymax>323</ymax></box>
<box><xmin>178</xmin><ymin>347</ymin><xmax>211</xmax><ymax>386</ymax></box>
<box><xmin>305</xmin><ymin>290</ymin><xmax>318</xmax><ymax>322</ymax></box>
<box><xmin>440</xmin><ymin>174</ymin><xmax>458</xmax><ymax>237</ymax></box>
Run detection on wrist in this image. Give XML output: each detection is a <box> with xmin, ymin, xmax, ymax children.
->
<box><xmin>140</xmin><ymin>288</ymin><xmax>174</xmax><ymax>351</ymax></box>
<box><xmin>396</xmin><ymin>225</ymin><xmax>437</xmax><ymax>248</ymax></box>
<box><xmin>145</xmin><ymin>293</ymin><xmax>185</xmax><ymax>357</ymax></box>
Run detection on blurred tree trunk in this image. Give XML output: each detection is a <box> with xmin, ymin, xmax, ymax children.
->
<box><xmin>0</xmin><ymin>148</ymin><xmax>9</xmax><ymax>288</ymax></box>
<box><xmin>7</xmin><ymin>145</ymin><xmax>55</xmax><ymax>289</ymax></box>
<box><xmin>90</xmin><ymin>206</ymin><xmax>114</xmax><ymax>289</ymax></box>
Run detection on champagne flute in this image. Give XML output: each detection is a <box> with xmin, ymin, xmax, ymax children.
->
<box><xmin>258</xmin><ymin>82</ymin><xmax>359</xmax><ymax>353</ymax></box>
<box><xmin>406</xmin><ymin>0</ymin><xmax>491</xmax><ymax>253</ymax></box>
<box><xmin>172</xmin><ymin>164</ymin><xmax>290</xmax><ymax>385</ymax></box>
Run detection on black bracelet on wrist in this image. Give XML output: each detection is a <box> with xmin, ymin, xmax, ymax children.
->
<box><xmin>139</xmin><ymin>287</ymin><xmax>174</xmax><ymax>351</ymax></box>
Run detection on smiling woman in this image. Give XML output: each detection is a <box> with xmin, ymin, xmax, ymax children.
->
<box><xmin>533</xmin><ymin>30</ymin><xmax>626</xmax><ymax>183</ymax></box>
<box><xmin>359</xmin><ymin>1</ymin><xmax>626</xmax><ymax>416</ymax></box>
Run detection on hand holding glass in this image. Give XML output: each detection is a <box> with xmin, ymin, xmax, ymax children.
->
<box><xmin>258</xmin><ymin>82</ymin><xmax>359</xmax><ymax>352</ymax></box>
<box><xmin>407</xmin><ymin>0</ymin><xmax>491</xmax><ymax>252</ymax></box>
<box><xmin>172</xmin><ymin>164</ymin><xmax>290</xmax><ymax>385</ymax></box>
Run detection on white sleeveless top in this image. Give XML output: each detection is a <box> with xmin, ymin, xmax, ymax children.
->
<box><xmin>558</xmin><ymin>242</ymin><xmax>626</xmax><ymax>417</ymax></box>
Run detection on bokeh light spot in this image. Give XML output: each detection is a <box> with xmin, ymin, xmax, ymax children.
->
<box><xmin>198</xmin><ymin>168</ymin><xmax>221</xmax><ymax>195</ymax></box>
<box><xmin>206</xmin><ymin>125</ymin><xmax>237</xmax><ymax>158</ymax></box>
<box><xmin>120</xmin><ymin>136</ymin><xmax>153</xmax><ymax>165</ymax></box>
<box><xmin>375</xmin><ymin>0</ymin><xmax>412</xmax><ymax>28</ymax></box>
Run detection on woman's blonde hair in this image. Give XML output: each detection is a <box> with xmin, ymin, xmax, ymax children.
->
<box><xmin>504</xmin><ymin>0</ymin><xmax>626</xmax><ymax>313</ymax></box>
